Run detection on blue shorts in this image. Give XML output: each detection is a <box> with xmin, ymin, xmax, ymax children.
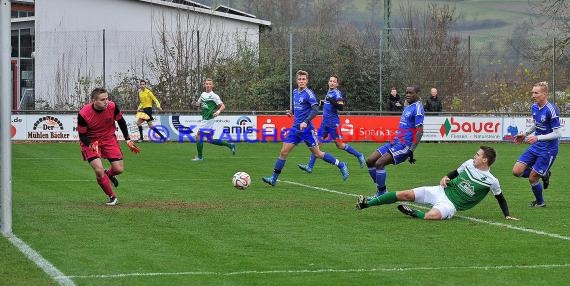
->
<box><xmin>318</xmin><ymin>125</ymin><xmax>341</xmax><ymax>143</ymax></box>
<box><xmin>517</xmin><ymin>147</ymin><xmax>557</xmax><ymax>176</ymax></box>
<box><xmin>283</xmin><ymin>127</ymin><xmax>318</xmax><ymax>147</ymax></box>
<box><xmin>377</xmin><ymin>142</ymin><xmax>411</xmax><ymax>164</ymax></box>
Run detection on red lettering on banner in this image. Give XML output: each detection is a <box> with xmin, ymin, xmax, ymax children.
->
<box><xmin>451</xmin><ymin>117</ymin><xmax>499</xmax><ymax>133</ymax></box>
<box><xmin>256</xmin><ymin>115</ymin><xmax>400</xmax><ymax>142</ymax></box>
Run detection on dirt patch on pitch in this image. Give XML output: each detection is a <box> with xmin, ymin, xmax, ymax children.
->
<box><xmin>86</xmin><ymin>200</ymin><xmax>318</xmax><ymax>210</ymax></box>
<box><xmin>104</xmin><ymin>201</ymin><xmax>225</xmax><ymax>209</ymax></box>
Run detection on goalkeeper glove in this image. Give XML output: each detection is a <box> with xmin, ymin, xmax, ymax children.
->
<box><xmin>408</xmin><ymin>152</ymin><xmax>416</xmax><ymax>164</ymax></box>
<box><xmin>126</xmin><ymin>140</ymin><xmax>141</xmax><ymax>154</ymax></box>
<box><xmin>89</xmin><ymin>141</ymin><xmax>100</xmax><ymax>156</ymax></box>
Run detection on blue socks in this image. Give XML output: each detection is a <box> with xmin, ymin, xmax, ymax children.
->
<box><xmin>308</xmin><ymin>154</ymin><xmax>317</xmax><ymax>169</ymax></box>
<box><xmin>322</xmin><ymin>153</ymin><xmax>338</xmax><ymax>165</ymax></box>
<box><xmin>375</xmin><ymin>168</ymin><xmax>387</xmax><ymax>196</ymax></box>
<box><xmin>531</xmin><ymin>182</ymin><xmax>544</xmax><ymax>204</ymax></box>
<box><xmin>272</xmin><ymin>158</ymin><xmax>286</xmax><ymax>180</ymax></box>
<box><xmin>344</xmin><ymin>144</ymin><xmax>360</xmax><ymax>157</ymax></box>
<box><xmin>368</xmin><ymin>167</ymin><xmax>376</xmax><ymax>183</ymax></box>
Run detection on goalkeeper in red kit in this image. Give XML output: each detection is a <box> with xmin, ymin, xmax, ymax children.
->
<box><xmin>77</xmin><ymin>88</ymin><xmax>141</xmax><ymax>206</ymax></box>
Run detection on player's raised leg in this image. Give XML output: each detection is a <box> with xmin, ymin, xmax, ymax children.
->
<box><xmin>335</xmin><ymin>140</ymin><xmax>366</xmax><ymax>168</ymax></box>
<box><xmin>310</xmin><ymin>146</ymin><xmax>349</xmax><ymax>181</ymax></box>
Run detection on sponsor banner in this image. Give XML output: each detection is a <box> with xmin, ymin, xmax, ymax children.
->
<box><xmin>502</xmin><ymin>117</ymin><xmax>569</xmax><ymax>141</ymax></box>
<box><xmin>423</xmin><ymin>116</ymin><xmax>503</xmax><ymax>141</ymax></box>
<box><xmin>10</xmin><ymin>114</ymin><xmax>569</xmax><ymax>142</ymax></box>
<box><xmin>10</xmin><ymin>115</ymin><xmax>27</xmax><ymax>140</ymax></box>
<box><xmin>24</xmin><ymin>114</ymin><xmax>76</xmax><ymax>141</ymax></box>
<box><xmin>158</xmin><ymin>115</ymin><xmax>257</xmax><ymax>142</ymax></box>
<box><xmin>501</xmin><ymin>117</ymin><xmax>533</xmax><ymax>142</ymax></box>
<box><xmin>10</xmin><ymin>114</ymin><xmax>258</xmax><ymax>142</ymax></box>
<box><xmin>117</xmin><ymin>114</ymin><xmax>144</xmax><ymax>141</ymax></box>
<box><xmin>255</xmin><ymin>115</ymin><xmax>401</xmax><ymax>142</ymax></box>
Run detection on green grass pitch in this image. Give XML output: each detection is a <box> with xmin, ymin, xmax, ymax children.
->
<box><xmin>2</xmin><ymin>141</ymin><xmax>570</xmax><ymax>285</ymax></box>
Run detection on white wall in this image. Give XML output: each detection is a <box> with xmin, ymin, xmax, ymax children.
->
<box><xmin>34</xmin><ymin>0</ymin><xmax>265</xmax><ymax>108</ymax></box>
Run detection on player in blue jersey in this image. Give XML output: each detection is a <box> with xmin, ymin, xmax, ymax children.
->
<box><xmin>513</xmin><ymin>81</ymin><xmax>561</xmax><ymax>207</ymax></box>
<box><xmin>262</xmin><ymin>70</ymin><xmax>349</xmax><ymax>186</ymax></box>
<box><xmin>365</xmin><ymin>85</ymin><xmax>424</xmax><ymax>198</ymax></box>
<box><xmin>297</xmin><ymin>75</ymin><xmax>366</xmax><ymax>173</ymax></box>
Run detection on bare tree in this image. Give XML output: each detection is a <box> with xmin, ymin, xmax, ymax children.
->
<box><xmin>149</xmin><ymin>10</ymin><xmax>226</xmax><ymax>110</ymax></box>
<box><xmin>387</xmin><ymin>3</ymin><xmax>467</xmax><ymax>111</ymax></box>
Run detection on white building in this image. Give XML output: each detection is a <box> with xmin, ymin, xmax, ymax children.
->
<box><xmin>11</xmin><ymin>0</ymin><xmax>271</xmax><ymax>109</ymax></box>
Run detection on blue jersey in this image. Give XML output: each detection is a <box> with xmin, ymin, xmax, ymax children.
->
<box><xmin>322</xmin><ymin>89</ymin><xmax>343</xmax><ymax>127</ymax></box>
<box><xmin>394</xmin><ymin>101</ymin><xmax>424</xmax><ymax>145</ymax></box>
<box><xmin>292</xmin><ymin>88</ymin><xmax>318</xmax><ymax>129</ymax></box>
<box><xmin>530</xmin><ymin>102</ymin><xmax>560</xmax><ymax>152</ymax></box>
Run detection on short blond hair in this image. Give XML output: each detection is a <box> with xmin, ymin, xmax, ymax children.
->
<box><xmin>534</xmin><ymin>81</ymin><xmax>548</xmax><ymax>93</ymax></box>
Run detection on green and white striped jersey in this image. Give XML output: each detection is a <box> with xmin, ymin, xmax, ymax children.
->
<box><xmin>198</xmin><ymin>91</ymin><xmax>222</xmax><ymax>120</ymax></box>
<box><xmin>444</xmin><ymin>159</ymin><xmax>502</xmax><ymax>211</ymax></box>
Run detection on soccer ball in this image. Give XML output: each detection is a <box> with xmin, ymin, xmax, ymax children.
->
<box><xmin>232</xmin><ymin>171</ymin><xmax>251</xmax><ymax>190</ymax></box>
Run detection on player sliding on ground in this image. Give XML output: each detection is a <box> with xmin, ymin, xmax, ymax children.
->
<box><xmin>356</xmin><ymin>146</ymin><xmax>518</xmax><ymax>221</ymax></box>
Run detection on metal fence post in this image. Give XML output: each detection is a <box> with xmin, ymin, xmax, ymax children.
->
<box><xmin>103</xmin><ymin>29</ymin><xmax>106</xmax><ymax>88</ymax></box>
<box><xmin>552</xmin><ymin>37</ymin><xmax>556</xmax><ymax>105</ymax></box>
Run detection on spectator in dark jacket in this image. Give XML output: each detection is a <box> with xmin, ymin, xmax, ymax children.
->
<box><xmin>424</xmin><ymin>87</ymin><xmax>442</xmax><ymax>113</ymax></box>
<box><xmin>387</xmin><ymin>87</ymin><xmax>403</xmax><ymax>112</ymax></box>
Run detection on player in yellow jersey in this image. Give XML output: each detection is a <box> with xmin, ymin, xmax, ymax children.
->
<box><xmin>136</xmin><ymin>79</ymin><xmax>166</xmax><ymax>142</ymax></box>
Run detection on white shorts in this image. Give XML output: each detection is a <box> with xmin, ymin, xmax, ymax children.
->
<box><xmin>412</xmin><ymin>185</ymin><xmax>457</xmax><ymax>220</ymax></box>
<box><xmin>197</xmin><ymin>119</ymin><xmax>215</xmax><ymax>133</ymax></box>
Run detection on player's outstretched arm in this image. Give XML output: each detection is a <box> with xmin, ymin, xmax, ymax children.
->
<box><xmin>494</xmin><ymin>193</ymin><xmax>517</xmax><ymax>220</ymax></box>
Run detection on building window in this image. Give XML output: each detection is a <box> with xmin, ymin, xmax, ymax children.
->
<box><xmin>11</xmin><ymin>7</ymin><xmax>34</xmax><ymax>18</ymax></box>
<box><xmin>19</xmin><ymin>29</ymin><xmax>33</xmax><ymax>58</ymax></box>
<box><xmin>11</xmin><ymin>30</ymin><xmax>18</xmax><ymax>57</ymax></box>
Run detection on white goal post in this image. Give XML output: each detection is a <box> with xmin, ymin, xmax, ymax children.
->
<box><xmin>1</xmin><ymin>0</ymin><xmax>13</xmax><ymax>235</ymax></box>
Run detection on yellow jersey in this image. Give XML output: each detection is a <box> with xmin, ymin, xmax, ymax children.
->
<box><xmin>138</xmin><ymin>88</ymin><xmax>161</xmax><ymax>109</ymax></box>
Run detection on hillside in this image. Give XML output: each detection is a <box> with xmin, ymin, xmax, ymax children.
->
<box><xmin>202</xmin><ymin>0</ymin><xmax>535</xmax><ymax>37</ymax></box>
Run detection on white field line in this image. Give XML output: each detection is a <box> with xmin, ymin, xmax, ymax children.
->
<box><xmin>4</xmin><ymin>233</ymin><xmax>75</xmax><ymax>286</ymax></box>
<box><xmin>279</xmin><ymin>180</ymin><xmax>570</xmax><ymax>241</ymax></box>
<box><xmin>61</xmin><ymin>264</ymin><xmax>570</xmax><ymax>279</ymax></box>
<box><xmin>13</xmin><ymin>178</ymin><xmax>569</xmax><ymax>283</ymax></box>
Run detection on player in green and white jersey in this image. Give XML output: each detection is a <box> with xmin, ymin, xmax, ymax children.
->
<box><xmin>356</xmin><ymin>146</ymin><xmax>518</xmax><ymax>220</ymax></box>
<box><xmin>191</xmin><ymin>78</ymin><xmax>236</xmax><ymax>161</ymax></box>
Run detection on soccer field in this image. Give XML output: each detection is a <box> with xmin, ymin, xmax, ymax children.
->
<box><xmin>2</xmin><ymin>142</ymin><xmax>570</xmax><ymax>285</ymax></box>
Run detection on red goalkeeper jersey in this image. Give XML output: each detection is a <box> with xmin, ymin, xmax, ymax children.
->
<box><xmin>77</xmin><ymin>101</ymin><xmax>123</xmax><ymax>144</ymax></box>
